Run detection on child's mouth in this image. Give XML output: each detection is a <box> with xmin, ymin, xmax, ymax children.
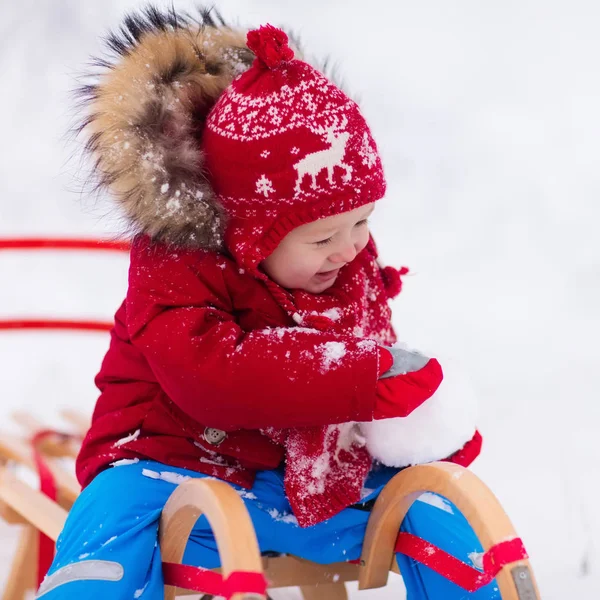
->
<box><xmin>315</xmin><ymin>268</ymin><xmax>340</xmax><ymax>282</ymax></box>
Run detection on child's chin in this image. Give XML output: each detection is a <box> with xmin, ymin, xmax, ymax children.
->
<box><xmin>304</xmin><ymin>278</ymin><xmax>336</xmax><ymax>294</ymax></box>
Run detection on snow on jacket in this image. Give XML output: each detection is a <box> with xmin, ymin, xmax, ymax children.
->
<box><xmin>74</xmin><ymin>8</ymin><xmax>416</xmax><ymax>526</ymax></box>
<box><xmin>77</xmin><ymin>233</ymin><xmax>398</xmax><ymax>525</ymax></box>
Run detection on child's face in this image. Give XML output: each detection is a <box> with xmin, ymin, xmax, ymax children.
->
<box><xmin>262</xmin><ymin>202</ymin><xmax>375</xmax><ymax>293</ymax></box>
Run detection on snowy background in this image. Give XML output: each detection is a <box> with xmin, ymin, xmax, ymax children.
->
<box><xmin>1</xmin><ymin>0</ymin><xmax>599</xmax><ymax>597</ymax></box>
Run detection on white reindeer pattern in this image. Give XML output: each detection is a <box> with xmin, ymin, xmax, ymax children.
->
<box><xmin>293</xmin><ymin>115</ymin><xmax>353</xmax><ymax>194</ymax></box>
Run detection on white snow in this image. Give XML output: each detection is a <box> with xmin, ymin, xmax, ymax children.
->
<box><xmin>164</xmin><ymin>197</ymin><xmax>181</xmax><ymax>213</ymax></box>
<box><xmin>0</xmin><ymin>1</ymin><xmax>599</xmax><ymax>598</ymax></box>
<box><xmin>318</xmin><ymin>340</ymin><xmax>346</xmax><ymax>371</ymax></box>
<box><xmin>134</xmin><ymin>582</ymin><xmax>149</xmax><ymax>598</ymax></box>
<box><xmin>101</xmin><ymin>536</ymin><xmax>117</xmax><ymax>547</ymax></box>
<box><xmin>319</xmin><ymin>308</ymin><xmax>342</xmax><ymax>321</ymax></box>
<box><xmin>469</xmin><ymin>551</ymin><xmax>485</xmax><ymax>570</ymax></box>
<box><xmin>236</xmin><ymin>489</ymin><xmax>258</xmax><ymax>500</ymax></box>
<box><xmin>416</xmin><ymin>493</ymin><xmax>454</xmax><ymax>515</ymax></box>
<box><xmin>112</xmin><ymin>429</ymin><xmax>140</xmax><ymax>448</ymax></box>
<box><xmin>359</xmin><ymin>356</ymin><xmax>478</xmax><ymax>467</ymax></box>
<box><xmin>267</xmin><ymin>508</ymin><xmax>299</xmax><ymax>526</ymax></box>
<box><xmin>110</xmin><ymin>458</ymin><xmax>140</xmax><ymax>467</ymax></box>
<box><xmin>141</xmin><ymin>469</ymin><xmax>191</xmax><ymax>486</ymax></box>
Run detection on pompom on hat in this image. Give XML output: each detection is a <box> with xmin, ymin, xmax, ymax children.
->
<box><xmin>246</xmin><ymin>24</ymin><xmax>295</xmax><ymax>68</ymax></box>
<box><xmin>203</xmin><ymin>24</ymin><xmax>387</xmax><ymax>277</ymax></box>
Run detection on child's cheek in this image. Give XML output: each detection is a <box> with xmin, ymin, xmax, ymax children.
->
<box><xmin>359</xmin><ymin>229</ymin><xmax>371</xmax><ymax>252</ymax></box>
<box><xmin>302</xmin><ymin>255</ymin><xmax>322</xmax><ymax>280</ymax></box>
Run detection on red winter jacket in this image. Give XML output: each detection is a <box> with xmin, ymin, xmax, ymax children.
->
<box><xmin>76</xmin><ymin>235</ymin><xmax>396</xmax><ymax>491</ymax></box>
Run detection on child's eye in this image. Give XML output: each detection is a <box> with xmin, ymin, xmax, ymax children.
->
<box><xmin>355</xmin><ymin>219</ymin><xmax>369</xmax><ymax>227</ymax></box>
<box><xmin>315</xmin><ymin>236</ymin><xmax>333</xmax><ymax>247</ymax></box>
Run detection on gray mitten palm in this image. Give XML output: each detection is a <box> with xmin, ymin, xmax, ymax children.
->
<box><xmin>379</xmin><ymin>346</ymin><xmax>430</xmax><ymax>379</ymax></box>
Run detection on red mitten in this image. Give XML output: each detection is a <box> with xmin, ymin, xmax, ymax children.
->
<box><xmin>443</xmin><ymin>430</ymin><xmax>482</xmax><ymax>467</ymax></box>
<box><xmin>374</xmin><ymin>347</ymin><xmax>443</xmax><ymax>420</ymax></box>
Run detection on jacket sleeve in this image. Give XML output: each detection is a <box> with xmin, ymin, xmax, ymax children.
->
<box><xmin>126</xmin><ymin>238</ymin><xmax>380</xmax><ymax>431</ymax></box>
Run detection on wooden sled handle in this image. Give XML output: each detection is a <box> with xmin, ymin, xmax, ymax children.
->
<box><xmin>159</xmin><ymin>478</ymin><xmax>265</xmax><ymax>600</ymax></box>
<box><xmin>59</xmin><ymin>409</ymin><xmax>91</xmax><ymax>437</ymax></box>
<box><xmin>359</xmin><ymin>461</ymin><xmax>540</xmax><ymax>599</ymax></box>
<box><xmin>0</xmin><ymin>466</ymin><xmax>67</xmax><ymax>541</ymax></box>
<box><xmin>11</xmin><ymin>411</ymin><xmax>81</xmax><ymax>461</ymax></box>
<box><xmin>0</xmin><ymin>433</ymin><xmax>79</xmax><ymax>509</ymax></box>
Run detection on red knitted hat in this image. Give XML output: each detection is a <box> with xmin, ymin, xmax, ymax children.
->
<box><xmin>203</xmin><ymin>25</ymin><xmax>386</xmax><ymax>272</ymax></box>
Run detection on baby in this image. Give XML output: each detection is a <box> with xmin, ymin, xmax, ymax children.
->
<box><xmin>38</xmin><ymin>9</ymin><xmax>489</xmax><ymax>600</ymax></box>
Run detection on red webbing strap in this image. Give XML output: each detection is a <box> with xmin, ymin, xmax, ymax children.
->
<box><xmin>394</xmin><ymin>532</ymin><xmax>528</xmax><ymax>592</ymax></box>
<box><xmin>163</xmin><ymin>562</ymin><xmax>268</xmax><ymax>598</ymax></box>
<box><xmin>483</xmin><ymin>537</ymin><xmax>529</xmax><ymax>578</ymax></box>
<box><xmin>0</xmin><ymin>238</ymin><xmax>130</xmax><ymax>252</ymax></box>
<box><xmin>30</xmin><ymin>430</ymin><xmax>74</xmax><ymax>587</ymax></box>
<box><xmin>0</xmin><ymin>319</ymin><xmax>113</xmax><ymax>332</ymax></box>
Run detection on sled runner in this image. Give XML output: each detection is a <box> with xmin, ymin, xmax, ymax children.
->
<box><xmin>0</xmin><ymin>411</ymin><xmax>540</xmax><ymax>600</ymax></box>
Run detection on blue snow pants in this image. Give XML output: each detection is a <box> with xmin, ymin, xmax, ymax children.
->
<box><xmin>36</xmin><ymin>461</ymin><xmax>500</xmax><ymax>599</ymax></box>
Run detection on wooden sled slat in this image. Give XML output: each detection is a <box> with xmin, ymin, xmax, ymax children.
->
<box><xmin>0</xmin><ymin>466</ymin><xmax>67</xmax><ymax>541</ymax></box>
<box><xmin>359</xmin><ymin>462</ymin><xmax>540</xmax><ymax>599</ymax></box>
<box><xmin>11</xmin><ymin>411</ymin><xmax>81</xmax><ymax>459</ymax></box>
<box><xmin>0</xmin><ymin>432</ymin><xmax>80</xmax><ymax>508</ymax></box>
<box><xmin>58</xmin><ymin>409</ymin><xmax>90</xmax><ymax>437</ymax></box>
<box><xmin>160</xmin><ymin>478</ymin><xmax>265</xmax><ymax>600</ymax></box>
<box><xmin>2</xmin><ymin>525</ymin><xmax>38</xmax><ymax>600</ymax></box>
<box><xmin>0</xmin><ymin>412</ymin><xmax>540</xmax><ymax>600</ymax></box>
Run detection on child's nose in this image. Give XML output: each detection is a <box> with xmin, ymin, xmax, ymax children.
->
<box><xmin>330</xmin><ymin>243</ymin><xmax>357</xmax><ymax>264</ymax></box>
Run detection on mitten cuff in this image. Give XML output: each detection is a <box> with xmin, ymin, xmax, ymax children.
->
<box><xmin>377</xmin><ymin>346</ymin><xmax>394</xmax><ymax>377</ymax></box>
<box><xmin>443</xmin><ymin>430</ymin><xmax>483</xmax><ymax>467</ymax></box>
<box><xmin>373</xmin><ymin>358</ymin><xmax>443</xmax><ymax>420</ymax></box>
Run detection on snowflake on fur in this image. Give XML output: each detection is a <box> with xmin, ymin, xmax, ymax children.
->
<box><xmin>256</xmin><ymin>174</ymin><xmax>275</xmax><ymax>197</ymax></box>
<box><xmin>359</xmin><ymin>132</ymin><xmax>377</xmax><ymax>168</ymax></box>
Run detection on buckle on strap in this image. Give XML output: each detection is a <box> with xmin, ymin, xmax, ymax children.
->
<box><xmin>394</xmin><ymin>533</ymin><xmax>528</xmax><ymax>592</ymax></box>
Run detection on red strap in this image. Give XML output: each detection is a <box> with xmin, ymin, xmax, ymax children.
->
<box><xmin>0</xmin><ymin>319</ymin><xmax>113</xmax><ymax>332</ymax></box>
<box><xmin>394</xmin><ymin>532</ymin><xmax>528</xmax><ymax>592</ymax></box>
<box><xmin>163</xmin><ymin>562</ymin><xmax>268</xmax><ymax>598</ymax></box>
<box><xmin>0</xmin><ymin>238</ymin><xmax>130</xmax><ymax>252</ymax></box>
<box><xmin>31</xmin><ymin>431</ymin><xmax>65</xmax><ymax>587</ymax></box>
<box><xmin>483</xmin><ymin>537</ymin><xmax>529</xmax><ymax>578</ymax></box>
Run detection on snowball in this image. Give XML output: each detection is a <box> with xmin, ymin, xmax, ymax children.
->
<box><xmin>359</xmin><ymin>355</ymin><xmax>478</xmax><ymax>467</ymax></box>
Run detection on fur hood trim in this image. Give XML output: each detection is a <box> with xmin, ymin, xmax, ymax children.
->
<box><xmin>77</xmin><ymin>6</ymin><xmax>256</xmax><ymax>249</ymax></box>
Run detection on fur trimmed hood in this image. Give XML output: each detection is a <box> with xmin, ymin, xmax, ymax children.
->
<box><xmin>77</xmin><ymin>6</ymin><xmax>258</xmax><ymax>249</ymax></box>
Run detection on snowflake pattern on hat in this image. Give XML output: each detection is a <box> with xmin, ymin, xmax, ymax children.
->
<box><xmin>256</xmin><ymin>174</ymin><xmax>275</xmax><ymax>197</ymax></box>
<box><xmin>208</xmin><ymin>75</ymin><xmax>352</xmax><ymax>142</ymax></box>
<box><xmin>359</xmin><ymin>132</ymin><xmax>378</xmax><ymax>168</ymax></box>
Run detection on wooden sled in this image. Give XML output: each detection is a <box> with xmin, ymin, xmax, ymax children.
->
<box><xmin>0</xmin><ymin>412</ymin><xmax>541</xmax><ymax>599</ymax></box>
